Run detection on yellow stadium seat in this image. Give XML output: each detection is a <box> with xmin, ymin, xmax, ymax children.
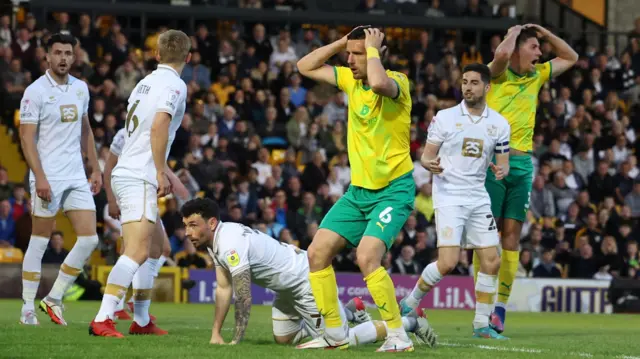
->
<box><xmin>270</xmin><ymin>149</ymin><xmax>286</xmax><ymax>166</ymax></box>
<box><xmin>298</xmin><ymin>164</ymin><xmax>306</xmax><ymax>172</ymax></box>
<box><xmin>168</xmin><ymin>159</ymin><xmax>177</xmax><ymax>169</ymax></box>
<box><xmin>196</xmin><ymin>191</ymin><xmax>205</xmax><ymax>198</ymax></box>
<box><xmin>296</xmin><ymin>150</ymin><xmax>304</xmax><ymax>166</ymax></box>
<box><xmin>0</xmin><ymin>247</ymin><xmax>24</xmax><ymax>263</ymax></box>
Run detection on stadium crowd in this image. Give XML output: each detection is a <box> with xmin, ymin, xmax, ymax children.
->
<box><xmin>0</xmin><ymin>0</ymin><xmax>639</xmax><ymax>282</ymax></box>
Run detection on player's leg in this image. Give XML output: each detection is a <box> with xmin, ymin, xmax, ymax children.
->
<box><xmin>20</xmin><ymin>181</ymin><xmax>60</xmax><ymax>325</ymax></box>
<box><xmin>358</xmin><ymin>175</ymin><xmax>416</xmax><ymax>352</ymax></box>
<box><xmin>492</xmin><ymin>155</ymin><xmax>533</xmax><ymax>332</ymax></box>
<box><xmin>114</xmin><ymin>241</ymin><xmax>132</xmax><ymax>320</ymax></box>
<box><xmin>297</xmin><ymin>191</ymin><xmax>366</xmax><ymax>349</ymax></box>
<box><xmin>467</xmin><ymin>204</ymin><xmax>506</xmax><ymax>339</ymax></box>
<box><xmin>129</xmin><ymin>216</ymin><xmax>167</xmax><ymax>335</ymax></box>
<box><xmin>476</xmin><ymin>165</ymin><xmax>507</xmax><ymax>282</ymax></box>
<box><xmin>41</xmin><ymin>180</ymin><xmax>99</xmax><ymax>325</ymax></box>
<box><xmin>90</xmin><ymin>179</ymin><xmax>155</xmax><ymax>337</ymax></box>
<box><xmin>402</xmin><ymin>206</ymin><xmax>465</xmax><ymax>312</ymax></box>
<box><xmin>347</xmin><ymin>306</ymin><xmax>433</xmax><ymax>347</ymax></box>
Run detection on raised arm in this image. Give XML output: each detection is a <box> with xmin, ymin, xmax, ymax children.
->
<box><xmin>489</xmin><ymin>25</ymin><xmax>522</xmax><ymax>78</ymax></box>
<box><xmin>525</xmin><ymin>24</ymin><xmax>578</xmax><ymax>78</ymax></box>
<box><xmin>296</xmin><ymin>38</ymin><xmax>345</xmax><ymax>86</ymax></box>
<box><xmin>230</xmin><ymin>268</ymin><xmax>252</xmax><ymax>344</ymax></box>
<box><xmin>364</xmin><ymin>28</ymin><xmax>398</xmax><ymax>98</ymax></box>
<box><xmin>211</xmin><ymin>265</ymin><xmax>233</xmax><ymax>344</ymax></box>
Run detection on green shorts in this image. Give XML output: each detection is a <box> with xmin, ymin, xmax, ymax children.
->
<box><xmin>319</xmin><ymin>171</ymin><xmax>415</xmax><ymax>249</ymax></box>
<box><xmin>485</xmin><ymin>154</ymin><xmax>534</xmax><ymax>223</ymax></box>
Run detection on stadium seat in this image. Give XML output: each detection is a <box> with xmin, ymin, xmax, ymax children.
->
<box><xmin>0</xmin><ymin>247</ymin><xmax>24</xmax><ymax>263</ymax></box>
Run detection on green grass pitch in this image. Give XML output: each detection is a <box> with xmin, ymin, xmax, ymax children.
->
<box><xmin>2</xmin><ymin>299</ymin><xmax>639</xmax><ymax>359</ymax></box>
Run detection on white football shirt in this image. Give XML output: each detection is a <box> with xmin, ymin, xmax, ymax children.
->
<box><xmin>427</xmin><ymin>102</ymin><xmax>510</xmax><ymax>208</ymax></box>
<box><xmin>112</xmin><ymin>65</ymin><xmax>188</xmax><ymax>186</ymax></box>
<box><xmin>20</xmin><ymin>71</ymin><xmax>90</xmax><ymax>181</ymax></box>
<box><xmin>109</xmin><ymin>128</ymin><xmax>126</xmax><ymax>157</ymax></box>
<box><xmin>208</xmin><ymin>221</ymin><xmax>310</xmax><ymax>297</ymax></box>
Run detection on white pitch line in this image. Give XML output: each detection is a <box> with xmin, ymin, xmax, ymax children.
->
<box><xmin>438</xmin><ymin>342</ymin><xmax>638</xmax><ymax>359</ymax></box>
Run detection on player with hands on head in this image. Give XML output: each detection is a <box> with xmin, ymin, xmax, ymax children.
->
<box><xmin>480</xmin><ymin>23</ymin><xmax>578</xmax><ymax>333</ymax></box>
<box><xmin>297</xmin><ymin>25</ymin><xmax>427</xmax><ymax>352</ymax></box>
<box><xmin>400</xmin><ymin>64</ymin><xmax>511</xmax><ymax>340</ymax></box>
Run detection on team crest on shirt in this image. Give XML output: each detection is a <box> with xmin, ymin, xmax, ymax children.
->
<box><xmin>487</xmin><ymin>125</ymin><xmax>497</xmax><ymax>137</ymax></box>
<box><xmin>225</xmin><ymin>250</ymin><xmax>240</xmax><ymax>267</ymax></box>
<box><xmin>455</xmin><ymin>123</ymin><xmax>463</xmax><ymax>131</ymax></box>
<box><xmin>76</xmin><ymin>90</ymin><xmax>84</xmax><ymax>99</ymax></box>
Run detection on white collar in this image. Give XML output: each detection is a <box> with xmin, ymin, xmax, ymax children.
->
<box><xmin>45</xmin><ymin>70</ymin><xmax>71</xmax><ymax>89</ymax></box>
<box><xmin>459</xmin><ymin>101</ymin><xmax>489</xmax><ymax>118</ymax></box>
<box><xmin>157</xmin><ymin>64</ymin><xmax>180</xmax><ymax>78</ymax></box>
<box><xmin>211</xmin><ymin>221</ymin><xmax>224</xmax><ymax>255</ymax></box>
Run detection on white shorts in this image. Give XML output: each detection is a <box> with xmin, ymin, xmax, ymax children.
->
<box><xmin>435</xmin><ymin>203</ymin><xmax>499</xmax><ymax>249</ymax></box>
<box><xmin>111</xmin><ymin>177</ymin><xmax>158</xmax><ymax>224</ymax></box>
<box><xmin>30</xmin><ymin>179</ymin><xmax>95</xmax><ymax>218</ymax></box>
<box><xmin>271</xmin><ymin>288</ymin><xmax>348</xmax><ymax>343</ymax></box>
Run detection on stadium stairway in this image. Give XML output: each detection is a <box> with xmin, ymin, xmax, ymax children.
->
<box><xmin>0</xmin><ymin>124</ymin><xmax>100</xmax><ymax>262</ymax></box>
<box><xmin>0</xmin><ymin>124</ymin><xmax>27</xmax><ymax>183</ymax></box>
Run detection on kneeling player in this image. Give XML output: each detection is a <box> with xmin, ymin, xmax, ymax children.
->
<box><xmin>399</xmin><ymin>64</ymin><xmax>511</xmax><ymax>339</ymax></box>
<box><xmin>181</xmin><ymin>198</ymin><xmax>437</xmax><ymax>347</ymax></box>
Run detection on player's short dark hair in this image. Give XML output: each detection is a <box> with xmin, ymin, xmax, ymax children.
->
<box><xmin>516</xmin><ymin>28</ymin><xmax>539</xmax><ymax>48</ymax></box>
<box><xmin>462</xmin><ymin>63</ymin><xmax>491</xmax><ymax>84</ymax></box>
<box><xmin>46</xmin><ymin>33</ymin><xmax>77</xmax><ymax>52</ymax></box>
<box><xmin>347</xmin><ymin>25</ymin><xmax>388</xmax><ymax>56</ymax></box>
<box><xmin>181</xmin><ymin>198</ymin><xmax>220</xmax><ymax>220</ymax></box>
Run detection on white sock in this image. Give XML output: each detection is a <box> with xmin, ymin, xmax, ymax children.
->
<box><xmin>132</xmin><ymin>258</ymin><xmax>158</xmax><ymax>326</ymax></box>
<box><xmin>474</xmin><ymin>272</ymin><xmax>497</xmax><ymax>329</ymax></box>
<box><xmin>348</xmin><ymin>317</ymin><xmax>416</xmax><ymax>346</ymax></box>
<box><xmin>115</xmin><ymin>295</ymin><xmax>125</xmax><ymax>312</ymax></box>
<box><xmin>95</xmin><ymin>255</ymin><xmax>140</xmax><ymax>322</ymax></box>
<box><xmin>324</xmin><ymin>299</ymin><xmax>349</xmax><ymax>341</ymax></box>
<box><xmin>21</xmin><ymin>235</ymin><xmax>49</xmax><ymax>312</ymax></box>
<box><xmin>154</xmin><ymin>255</ymin><xmax>167</xmax><ymax>277</ymax></box>
<box><xmin>47</xmin><ymin>235</ymin><xmax>99</xmax><ymax>301</ymax></box>
<box><xmin>405</xmin><ymin>262</ymin><xmax>443</xmax><ymax>309</ymax></box>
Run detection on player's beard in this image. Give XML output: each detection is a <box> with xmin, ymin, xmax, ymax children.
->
<box><xmin>49</xmin><ymin>62</ymin><xmax>70</xmax><ymax>79</ymax></box>
<box><xmin>464</xmin><ymin>91</ymin><xmax>486</xmax><ymax>109</ymax></box>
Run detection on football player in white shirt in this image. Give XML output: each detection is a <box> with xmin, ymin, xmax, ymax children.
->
<box><xmin>19</xmin><ymin>34</ymin><xmax>102</xmax><ymax>326</ymax></box>
<box><xmin>399</xmin><ymin>64</ymin><xmax>511</xmax><ymax>340</ymax></box>
<box><xmin>89</xmin><ymin>29</ymin><xmax>191</xmax><ymax>338</ymax></box>
<box><xmin>103</xmin><ymin>128</ymin><xmax>184</xmax><ymax>321</ymax></box>
<box><xmin>181</xmin><ymin>198</ymin><xmax>437</xmax><ymax>347</ymax></box>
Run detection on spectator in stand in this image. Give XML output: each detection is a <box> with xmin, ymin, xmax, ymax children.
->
<box><xmin>9</xmin><ymin>184</ymin><xmax>27</xmax><ymax>221</ymax></box>
<box><xmin>176</xmin><ymin>239</ymin><xmax>208</xmax><ymax>269</ymax></box>
<box><xmin>392</xmin><ymin>245</ymin><xmax>421</xmax><ymax>275</ymax></box>
<box><xmin>42</xmin><ymin>231</ymin><xmax>69</xmax><ymax>264</ymax></box>
<box><xmin>533</xmin><ymin>248</ymin><xmax>562</xmax><ymax>278</ymax></box>
<box><xmin>517</xmin><ymin>249</ymin><xmax>533</xmax><ymax>278</ymax></box>
<box><xmin>569</xmin><ymin>243</ymin><xmax>599</xmax><ymax>279</ymax></box>
<box><xmin>530</xmin><ymin>175</ymin><xmax>556</xmax><ymax>219</ymax></box>
<box><xmin>0</xmin><ymin>199</ymin><xmax>15</xmax><ymax>247</ymax></box>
